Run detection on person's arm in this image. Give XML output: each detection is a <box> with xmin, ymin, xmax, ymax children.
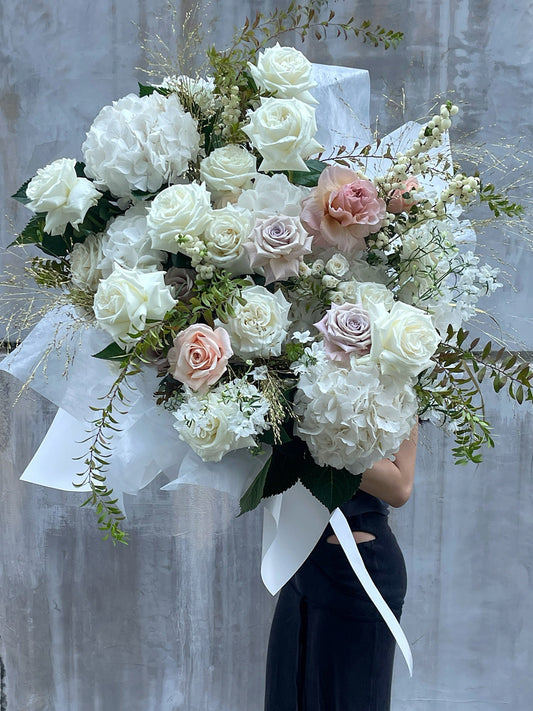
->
<box><xmin>358</xmin><ymin>422</ymin><xmax>418</xmax><ymax>508</ymax></box>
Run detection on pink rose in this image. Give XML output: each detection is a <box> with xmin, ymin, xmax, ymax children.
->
<box><xmin>314</xmin><ymin>302</ymin><xmax>372</xmax><ymax>361</ymax></box>
<box><xmin>387</xmin><ymin>177</ymin><xmax>419</xmax><ymax>214</ymax></box>
<box><xmin>244</xmin><ymin>215</ymin><xmax>313</xmax><ymax>284</ymax></box>
<box><xmin>168</xmin><ymin>324</ymin><xmax>233</xmax><ymax>391</ymax></box>
<box><xmin>301</xmin><ymin>165</ymin><xmax>386</xmax><ymax>253</ymax></box>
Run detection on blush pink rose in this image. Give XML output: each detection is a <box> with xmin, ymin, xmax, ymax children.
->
<box><xmin>314</xmin><ymin>302</ymin><xmax>372</xmax><ymax>361</ymax></box>
<box><xmin>387</xmin><ymin>176</ymin><xmax>420</xmax><ymax>214</ymax></box>
<box><xmin>168</xmin><ymin>324</ymin><xmax>233</xmax><ymax>391</ymax></box>
<box><xmin>301</xmin><ymin>165</ymin><xmax>386</xmax><ymax>253</ymax></box>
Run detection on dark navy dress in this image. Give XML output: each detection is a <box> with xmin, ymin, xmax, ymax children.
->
<box><xmin>264</xmin><ymin>490</ymin><xmax>407</xmax><ymax>711</ymax></box>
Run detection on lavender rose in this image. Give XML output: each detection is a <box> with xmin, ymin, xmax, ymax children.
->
<box><xmin>314</xmin><ymin>302</ymin><xmax>372</xmax><ymax>362</ymax></box>
<box><xmin>245</xmin><ymin>215</ymin><xmax>313</xmax><ymax>284</ymax></box>
<box><xmin>164</xmin><ymin>267</ymin><xmax>196</xmax><ymax>301</ymax></box>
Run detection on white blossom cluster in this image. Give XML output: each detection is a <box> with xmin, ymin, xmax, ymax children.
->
<box><xmin>172</xmin><ymin>378</ymin><xmax>270</xmax><ymax>461</ymax></box>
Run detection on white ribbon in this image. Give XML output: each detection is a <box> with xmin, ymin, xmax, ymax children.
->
<box><xmin>261</xmin><ymin>484</ymin><xmax>413</xmax><ymax>675</ymax></box>
<box><xmin>330</xmin><ymin>508</ymin><xmax>413</xmax><ymax>676</ymax></box>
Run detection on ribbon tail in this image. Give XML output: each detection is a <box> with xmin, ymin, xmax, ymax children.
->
<box><xmin>329</xmin><ymin>508</ymin><xmax>413</xmax><ymax>676</ymax></box>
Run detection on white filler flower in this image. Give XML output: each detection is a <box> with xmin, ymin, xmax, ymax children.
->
<box><xmin>26</xmin><ymin>158</ymin><xmax>101</xmax><ymax>235</ymax></box>
<box><xmin>82</xmin><ymin>93</ymin><xmax>200</xmax><ymax>198</ymax></box>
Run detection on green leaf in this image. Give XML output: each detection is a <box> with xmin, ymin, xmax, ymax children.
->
<box><xmin>239</xmin><ymin>455</ymin><xmax>272</xmax><ymax>515</ymax></box>
<box><xmin>92</xmin><ymin>342</ymin><xmax>129</xmax><ymax>361</ymax></box>
<box><xmin>12</xmin><ymin>178</ymin><xmax>32</xmax><ymax>205</ymax></box>
<box><xmin>285</xmin><ymin>159</ymin><xmax>328</xmax><ymax>187</ymax></box>
<box><xmin>300</xmin><ymin>464</ymin><xmax>363</xmax><ymax>512</ymax></box>
<box><xmin>9</xmin><ymin>214</ymin><xmax>46</xmax><ymax>247</ymax></box>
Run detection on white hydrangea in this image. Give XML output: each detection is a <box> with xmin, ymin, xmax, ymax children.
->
<box><xmin>295</xmin><ymin>358</ymin><xmax>418</xmax><ymax>474</ymax></box>
<box><xmin>237</xmin><ymin>173</ymin><xmax>309</xmax><ymax>220</ymax></box>
<box><xmin>82</xmin><ymin>92</ymin><xmax>200</xmax><ymax>198</ymax></box>
<box><xmin>173</xmin><ymin>378</ymin><xmax>269</xmax><ymax>461</ymax></box>
<box><xmin>99</xmin><ymin>203</ymin><xmax>164</xmax><ymax>278</ymax></box>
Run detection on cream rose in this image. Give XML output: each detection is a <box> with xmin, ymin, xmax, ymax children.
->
<box><xmin>93</xmin><ymin>265</ymin><xmax>176</xmax><ymax>347</ymax></box>
<box><xmin>242</xmin><ymin>98</ymin><xmax>323</xmax><ymax>172</ymax></box>
<box><xmin>371</xmin><ymin>301</ymin><xmax>440</xmax><ymax>378</ymax></box>
<box><xmin>199</xmin><ymin>145</ymin><xmax>257</xmax><ymax>198</ymax></box>
<box><xmin>202</xmin><ymin>205</ymin><xmax>253</xmax><ymax>274</ymax></box>
<box><xmin>70</xmin><ymin>233</ymin><xmax>105</xmax><ymax>292</ymax></box>
<box><xmin>167</xmin><ymin>324</ymin><xmax>233</xmax><ymax>392</ymax></box>
<box><xmin>216</xmin><ymin>284</ymin><xmax>291</xmax><ymax>358</ymax></box>
<box><xmin>147</xmin><ymin>183</ymin><xmax>212</xmax><ymax>254</ymax></box>
<box><xmin>249</xmin><ymin>43</ymin><xmax>317</xmax><ymax>104</ymax></box>
<box><xmin>26</xmin><ymin>158</ymin><xmax>101</xmax><ymax>236</ymax></box>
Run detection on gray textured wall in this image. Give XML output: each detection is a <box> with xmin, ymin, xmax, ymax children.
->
<box><xmin>1</xmin><ymin>1</ymin><xmax>532</xmax><ymax>710</ymax></box>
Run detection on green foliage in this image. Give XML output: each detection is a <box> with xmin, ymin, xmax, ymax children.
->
<box><xmin>421</xmin><ymin>326</ymin><xmax>533</xmax><ymax>465</ymax></box>
<box><xmin>285</xmin><ymin>159</ymin><xmax>328</xmax><ymax>187</ymax></box>
<box><xmin>239</xmin><ymin>455</ymin><xmax>273</xmax><ymax>514</ymax></box>
<box><xmin>479</xmin><ymin>182</ymin><xmax>524</xmax><ymax>218</ymax></box>
<box><xmin>12</xmin><ymin>178</ymin><xmax>32</xmax><ymax>205</ymax></box>
<box><xmin>92</xmin><ymin>342</ymin><xmax>130</xmax><ymax>362</ymax></box>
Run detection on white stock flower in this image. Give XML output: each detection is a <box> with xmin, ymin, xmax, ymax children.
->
<box><xmin>82</xmin><ymin>93</ymin><xmax>200</xmax><ymax>198</ymax></box>
<box><xmin>93</xmin><ymin>264</ymin><xmax>176</xmax><ymax>347</ymax></box>
<box><xmin>295</xmin><ymin>359</ymin><xmax>418</xmax><ymax>473</ymax></box>
<box><xmin>147</xmin><ymin>183</ymin><xmax>212</xmax><ymax>254</ymax></box>
<box><xmin>173</xmin><ymin>378</ymin><xmax>269</xmax><ymax>461</ymax></box>
<box><xmin>216</xmin><ymin>284</ymin><xmax>291</xmax><ymax>358</ymax></box>
<box><xmin>26</xmin><ymin>158</ymin><xmax>101</xmax><ymax>235</ymax></box>
<box><xmin>237</xmin><ymin>173</ymin><xmax>309</xmax><ymax>219</ymax></box>
<box><xmin>249</xmin><ymin>43</ymin><xmax>317</xmax><ymax>104</ymax></box>
<box><xmin>199</xmin><ymin>145</ymin><xmax>257</xmax><ymax>198</ymax></box>
<box><xmin>160</xmin><ymin>75</ymin><xmax>216</xmax><ymax>115</ymax></box>
<box><xmin>371</xmin><ymin>301</ymin><xmax>440</xmax><ymax>378</ymax></box>
<box><xmin>202</xmin><ymin>205</ymin><xmax>253</xmax><ymax>273</ymax></box>
<box><xmin>99</xmin><ymin>203</ymin><xmax>164</xmax><ymax>278</ymax></box>
<box><xmin>242</xmin><ymin>97</ymin><xmax>323</xmax><ymax>172</ymax></box>
<box><xmin>70</xmin><ymin>233</ymin><xmax>105</xmax><ymax>291</ymax></box>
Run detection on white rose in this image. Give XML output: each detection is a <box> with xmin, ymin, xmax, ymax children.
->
<box><xmin>26</xmin><ymin>158</ymin><xmax>101</xmax><ymax>236</ymax></box>
<box><xmin>147</xmin><ymin>183</ymin><xmax>212</xmax><ymax>254</ymax></box>
<box><xmin>249</xmin><ymin>43</ymin><xmax>317</xmax><ymax>105</ymax></box>
<box><xmin>216</xmin><ymin>284</ymin><xmax>291</xmax><ymax>358</ymax></box>
<box><xmin>203</xmin><ymin>205</ymin><xmax>253</xmax><ymax>274</ymax></box>
<box><xmin>337</xmin><ymin>280</ymin><xmax>395</xmax><ymax>314</ymax></box>
<box><xmin>173</xmin><ymin>395</ymin><xmax>256</xmax><ymax>462</ymax></box>
<box><xmin>242</xmin><ymin>97</ymin><xmax>323</xmax><ymax>172</ymax></box>
<box><xmin>93</xmin><ymin>264</ymin><xmax>176</xmax><ymax>348</ymax></box>
<box><xmin>199</xmin><ymin>145</ymin><xmax>257</xmax><ymax>198</ymax></box>
<box><xmin>325</xmin><ymin>254</ymin><xmax>350</xmax><ymax>278</ymax></box>
<box><xmin>99</xmin><ymin>203</ymin><xmax>164</xmax><ymax>278</ymax></box>
<box><xmin>82</xmin><ymin>93</ymin><xmax>200</xmax><ymax>198</ymax></box>
<box><xmin>371</xmin><ymin>301</ymin><xmax>440</xmax><ymax>378</ymax></box>
<box><xmin>70</xmin><ymin>233</ymin><xmax>105</xmax><ymax>291</ymax></box>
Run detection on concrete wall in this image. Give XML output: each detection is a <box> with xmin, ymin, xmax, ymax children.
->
<box><xmin>1</xmin><ymin>1</ymin><xmax>532</xmax><ymax>709</ymax></box>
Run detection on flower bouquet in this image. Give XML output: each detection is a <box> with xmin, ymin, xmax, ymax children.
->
<box><xmin>2</xmin><ymin>2</ymin><xmax>529</xmax><ymax>617</ymax></box>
